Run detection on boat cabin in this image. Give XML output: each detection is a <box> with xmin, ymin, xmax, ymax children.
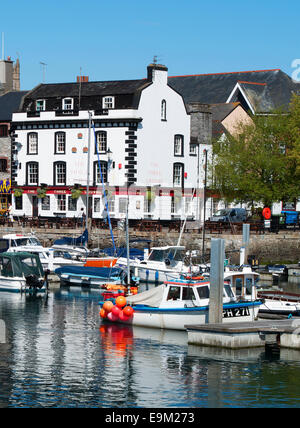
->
<box><xmin>0</xmin><ymin>251</ymin><xmax>45</xmax><ymax>279</ymax></box>
<box><xmin>0</xmin><ymin>233</ymin><xmax>43</xmax><ymax>253</ymax></box>
<box><xmin>224</xmin><ymin>266</ymin><xmax>259</xmax><ymax>301</ymax></box>
<box><xmin>143</xmin><ymin>246</ymin><xmax>186</xmax><ymax>265</ymax></box>
<box><xmin>163</xmin><ymin>280</ymin><xmax>236</xmax><ymax>308</ymax></box>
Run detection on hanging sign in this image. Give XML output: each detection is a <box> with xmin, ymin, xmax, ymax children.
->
<box><xmin>0</xmin><ymin>179</ymin><xmax>11</xmax><ymax>194</ymax></box>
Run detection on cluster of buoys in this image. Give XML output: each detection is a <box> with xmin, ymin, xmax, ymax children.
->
<box><xmin>100</xmin><ymin>295</ymin><xmax>134</xmax><ymax>323</ymax></box>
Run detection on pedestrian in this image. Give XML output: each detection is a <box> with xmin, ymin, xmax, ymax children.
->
<box><xmin>80</xmin><ymin>208</ymin><xmax>86</xmax><ymax>227</ymax></box>
<box><xmin>7</xmin><ymin>203</ymin><xmax>13</xmax><ymax>224</ymax></box>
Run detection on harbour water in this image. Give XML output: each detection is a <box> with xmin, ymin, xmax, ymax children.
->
<box><xmin>1</xmin><ymin>281</ymin><xmax>300</xmax><ymax>408</ymax></box>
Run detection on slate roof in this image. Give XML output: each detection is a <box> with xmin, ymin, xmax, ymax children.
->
<box><xmin>0</xmin><ymin>91</ymin><xmax>28</xmax><ymax>121</ymax></box>
<box><xmin>168</xmin><ymin>69</ymin><xmax>300</xmax><ymax>113</ymax></box>
<box><xmin>26</xmin><ymin>79</ymin><xmax>149</xmax><ymax>98</ymax></box>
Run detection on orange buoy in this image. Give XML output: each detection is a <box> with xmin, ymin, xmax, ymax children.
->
<box><xmin>103</xmin><ymin>300</ymin><xmax>114</xmax><ymax>313</ymax></box>
<box><xmin>100</xmin><ymin>308</ymin><xmax>107</xmax><ymax>319</ymax></box>
<box><xmin>115</xmin><ymin>295</ymin><xmax>127</xmax><ymax>308</ymax></box>
<box><xmin>123</xmin><ymin>306</ymin><xmax>134</xmax><ymax>318</ymax></box>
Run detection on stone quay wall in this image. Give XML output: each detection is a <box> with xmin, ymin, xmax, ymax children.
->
<box><xmin>2</xmin><ymin>225</ymin><xmax>300</xmax><ymax>264</ymax></box>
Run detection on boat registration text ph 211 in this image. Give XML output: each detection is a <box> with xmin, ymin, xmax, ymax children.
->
<box><xmin>223</xmin><ymin>307</ymin><xmax>250</xmax><ymax>318</ymax></box>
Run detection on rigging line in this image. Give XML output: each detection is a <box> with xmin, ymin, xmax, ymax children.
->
<box><xmin>92</xmin><ymin>122</ymin><xmax>117</xmax><ymax>255</ymax></box>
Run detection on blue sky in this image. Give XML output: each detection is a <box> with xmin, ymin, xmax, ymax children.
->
<box><xmin>1</xmin><ymin>0</ymin><xmax>300</xmax><ymax>89</ymax></box>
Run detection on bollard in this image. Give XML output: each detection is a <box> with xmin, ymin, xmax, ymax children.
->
<box><xmin>209</xmin><ymin>238</ymin><xmax>225</xmax><ymax>324</ymax></box>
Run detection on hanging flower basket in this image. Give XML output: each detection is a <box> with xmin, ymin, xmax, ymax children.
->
<box><xmin>83</xmin><ymin>147</ymin><xmax>88</xmax><ymax>153</ymax></box>
<box><xmin>71</xmin><ymin>188</ymin><xmax>83</xmax><ymax>199</ymax></box>
<box><xmin>72</xmin><ymin>147</ymin><xmax>77</xmax><ymax>153</ymax></box>
<box><xmin>36</xmin><ymin>187</ymin><xmax>47</xmax><ymax>199</ymax></box>
<box><xmin>14</xmin><ymin>188</ymin><xmax>23</xmax><ymax>198</ymax></box>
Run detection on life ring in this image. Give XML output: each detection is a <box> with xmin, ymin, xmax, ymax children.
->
<box><xmin>262</xmin><ymin>207</ymin><xmax>271</xmax><ymax>220</ymax></box>
<box><xmin>185</xmin><ymin>275</ymin><xmax>204</xmax><ymax>280</ymax></box>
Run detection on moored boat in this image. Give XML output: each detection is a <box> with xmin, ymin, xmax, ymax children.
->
<box><xmin>55</xmin><ymin>265</ymin><xmax>139</xmax><ymax>288</ymax></box>
<box><xmin>117</xmin><ymin>245</ymin><xmax>200</xmax><ymax>283</ymax></box>
<box><xmin>0</xmin><ymin>251</ymin><xmax>48</xmax><ymax>293</ymax></box>
<box><xmin>99</xmin><ymin>277</ymin><xmax>262</xmax><ymax>330</ymax></box>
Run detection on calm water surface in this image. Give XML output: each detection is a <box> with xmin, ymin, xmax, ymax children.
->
<box><xmin>1</xmin><ymin>282</ymin><xmax>300</xmax><ymax>408</ymax></box>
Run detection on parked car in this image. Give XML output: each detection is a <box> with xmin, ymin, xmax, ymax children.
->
<box><xmin>210</xmin><ymin>208</ymin><xmax>247</xmax><ymax>223</ymax></box>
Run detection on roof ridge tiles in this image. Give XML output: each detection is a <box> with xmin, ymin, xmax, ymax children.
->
<box><xmin>169</xmin><ymin>69</ymin><xmax>281</xmax><ymax>78</ymax></box>
<box><xmin>238</xmin><ymin>81</ymin><xmax>267</xmax><ymax>86</ymax></box>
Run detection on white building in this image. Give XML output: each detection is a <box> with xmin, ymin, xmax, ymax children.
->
<box><xmin>11</xmin><ymin>64</ymin><xmax>209</xmax><ymax>222</ymax></box>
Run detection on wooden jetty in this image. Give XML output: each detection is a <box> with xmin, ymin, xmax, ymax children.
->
<box><xmin>185</xmin><ymin>319</ymin><xmax>300</xmax><ymax>350</ymax></box>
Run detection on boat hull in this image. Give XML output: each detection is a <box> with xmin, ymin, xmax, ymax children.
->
<box><xmin>84</xmin><ymin>257</ymin><xmax>117</xmax><ymax>268</ymax></box>
<box><xmin>0</xmin><ymin>276</ymin><xmax>47</xmax><ymax>293</ymax></box>
<box><xmin>102</xmin><ymin>302</ymin><xmax>261</xmax><ymax>331</ymax></box>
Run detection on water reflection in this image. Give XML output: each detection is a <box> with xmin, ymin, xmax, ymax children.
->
<box><xmin>1</xmin><ymin>286</ymin><xmax>300</xmax><ymax>407</ymax></box>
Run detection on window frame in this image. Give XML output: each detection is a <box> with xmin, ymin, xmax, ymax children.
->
<box><xmin>62</xmin><ymin>97</ymin><xmax>74</xmax><ymax>111</ymax></box>
<box><xmin>36</xmin><ymin>99</ymin><xmax>46</xmax><ymax>111</ymax></box>
<box><xmin>173</xmin><ymin>162</ymin><xmax>184</xmax><ymax>188</ymax></box>
<box><xmin>174</xmin><ymin>134</ymin><xmax>184</xmax><ymax>157</ymax></box>
<box><xmin>53</xmin><ymin>161</ymin><xmax>66</xmax><ymax>186</ymax></box>
<box><xmin>95</xmin><ymin>131</ymin><xmax>107</xmax><ymax>154</ymax></box>
<box><xmin>93</xmin><ymin>160</ymin><xmax>108</xmax><ymax>185</ymax></box>
<box><xmin>26</xmin><ymin>161</ymin><xmax>39</xmax><ymax>185</ymax></box>
<box><xmin>102</xmin><ymin>96</ymin><xmax>115</xmax><ymax>109</ymax></box>
<box><xmin>0</xmin><ymin>158</ymin><xmax>8</xmax><ymax>172</ymax></box>
<box><xmin>57</xmin><ymin>194</ymin><xmax>66</xmax><ymax>211</ymax></box>
<box><xmin>54</xmin><ymin>131</ymin><xmax>66</xmax><ymax>154</ymax></box>
<box><xmin>27</xmin><ymin>132</ymin><xmax>38</xmax><ymax>155</ymax></box>
<box><xmin>161</xmin><ymin>99</ymin><xmax>167</xmax><ymax>121</ymax></box>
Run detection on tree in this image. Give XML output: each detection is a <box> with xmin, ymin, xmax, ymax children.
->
<box><xmin>211</xmin><ymin>96</ymin><xmax>300</xmax><ymax>208</ymax></box>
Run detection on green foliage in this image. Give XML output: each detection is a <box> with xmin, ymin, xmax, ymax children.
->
<box><xmin>211</xmin><ymin>96</ymin><xmax>300</xmax><ymax>207</ymax></box>
<box><xmin>71</xmin><ymin>188</ymin><xmax>83</xmax><ymax>199</ymax></box>
<box><xmin>37</xmin><ymin>187</ymin><xmax>47</xmax><ymax>198</ymax></box>
<box><xmin>14</xmin><ymin>188</ymin><xmax>23</xmax><ymax>198</ymax></box>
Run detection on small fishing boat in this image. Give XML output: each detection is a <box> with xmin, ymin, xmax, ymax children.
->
<box><xmin>55</xmin><ymin>265</ymin><xmax>139</xmax><ymax>288</ymax></box>
<box><xmin>0</xmin><ymin>251</ymin><xmax>48</xmax><ymax>293</ymax></box>
<box><xmin>99</xmin><ymin>277</ymin><xmax>262</xmax><ymax>330</ymax></box>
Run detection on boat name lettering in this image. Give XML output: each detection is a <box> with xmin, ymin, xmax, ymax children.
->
<box><xmin>223</xmin><ymin>307</ymin><xmax>250</xmax><ymax>318</ymax></box>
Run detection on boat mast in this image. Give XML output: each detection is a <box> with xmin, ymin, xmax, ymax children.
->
<box><xmin>85</xmin><ymin>111</ymin><xmax>92</xmax><ymax>236</ymax></box>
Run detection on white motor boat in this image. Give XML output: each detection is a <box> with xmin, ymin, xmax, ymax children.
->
<box><xmin>0</xmin><ymin>251</ymin><xmax>48</xmax><ymax>293</ymax></box>
<box><xmin>0</xmin><ymin>233</ymin><xmax>84</xmax><ymax>272</ymax></box>
<box><xmin>100</xmin><ymin>277</ymin><xmax>262</xmax><ymax>330</ymax></box>
<box><xmin>117</xmin><ymin>245</ymin><xmax>200</xmax><ymax>283</ymax></box>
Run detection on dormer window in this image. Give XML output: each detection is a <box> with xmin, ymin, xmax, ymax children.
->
<box><xmin>62</xmin><ymin>97</ymin><xmax>73</xmax><ymax>111</ymax></box>
<box><xmin>36</xmin><ymin>99</ymin><xmax>46</xmax><ymax>111</ymax></box>
<box><xmin>102</xmin><ymin>96</ymin><xmax>114</xmax><ymax>109</ymax></box>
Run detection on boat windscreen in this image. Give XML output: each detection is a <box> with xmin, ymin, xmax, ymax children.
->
<box><xmin>148</xmin><ymin>249</ymin><xmax>165</xmax><ymax>262</ymax></box>
<box><xmin>167</xmin><ymin>248</ymin><xmax>184</xmax><ymax>261</ymax></box>
<box><xmin>224</xmin><ymin>283</ymin><xmax>235</xmax><ymax>298</ymax></box>
<box><xmin>12</xmin><ymin>237</ymin><xmax>41</xmax><ymax>247</ymax></box>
